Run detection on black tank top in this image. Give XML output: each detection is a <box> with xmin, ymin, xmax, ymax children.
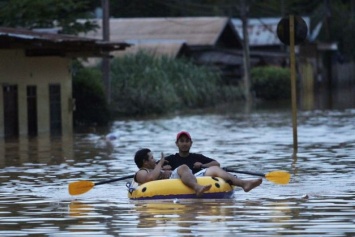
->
<box><xmin>134</xmin><ymin>168</ymin><xmax>149</xmax><ymax>183</ymax></box>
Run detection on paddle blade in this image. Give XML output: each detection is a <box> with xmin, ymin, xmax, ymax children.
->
<box><xmin>265</xmin><ymin>170</ymin><xmax>291</xmax><ymax>185</ymax></box>
<box><xmin>68</xmin><ymin>181</ymin><xmax>95</xmax><ymax>196</ymax></box>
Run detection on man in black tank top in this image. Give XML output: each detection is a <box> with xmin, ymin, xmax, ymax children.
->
<box><xmin>164</xmin><ymin>131</ymin><xmax>262</xmax><ymax>192</ymax></box>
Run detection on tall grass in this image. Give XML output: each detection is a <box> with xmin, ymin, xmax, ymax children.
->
<box><xmin>110</xmin><ymin>51</ymin><xmax>242</xmax><ymax>116</ymax></box>
<box><xmin>251</xmin><ymin>66</ymin><xmax>291</xmax><ymax>100</ymax></box>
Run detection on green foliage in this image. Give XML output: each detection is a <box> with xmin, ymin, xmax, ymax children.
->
<box><xmin>251</xmin><ymin>66</ymin><xmax>291</xmax><ymax>100</ymax></box>
<box><xmin>110</xmin><ymin>51</ymin><xmax>242</xmax><ymax>116</ymax></box>
<box><xmin>0</xmin><ymin>0</ymin><xmax>97</xmax><ymax>34</ymax></box>
<box><xmin>72</xmin><ymin>63</ymin><xmax>110</xmax><ymax>126</ymax></box>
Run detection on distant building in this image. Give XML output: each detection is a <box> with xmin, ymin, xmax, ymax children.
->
<box><xmin>0</xmin><ymin>27</ymin><xmax>129</xmax><ymax>138</ymax></box>
<box><xmin>80</xmin><ymin>17</ymin><xmax>245</xmax><ymax>84</ymax></box>
<box><xmin>79</xmin><ymin>16</ymin><xmax>345</xmax><ymax>109</ymax></box>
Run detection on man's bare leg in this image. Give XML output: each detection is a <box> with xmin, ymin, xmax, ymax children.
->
<box><xmin>205</xmin><ymin>166</ymin><xmax>262</xmax><ymax>192</ymax></box>
<box><xmin>239</xmin><ymin>178</ymin><xmax>262</xmax><ymax>192</ymax></box>
<box><xmin>177</xmin><ymin>165</ymin><xmax>212</xmax><ymax>196</ymax></box>
<box><xmin>195</xmin><ymin>184</ymin><xmax>212</xmax><ymax>197</ymax></box>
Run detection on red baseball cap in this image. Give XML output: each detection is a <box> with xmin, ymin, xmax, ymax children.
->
<box><xmin>176</xmin><ymin>131</ymin><xmax>192</xmax><ymax>141</ymax></box>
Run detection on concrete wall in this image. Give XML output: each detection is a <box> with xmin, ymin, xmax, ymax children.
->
<box><xmin>0</xmin><ymin>49</ymin><xmax>73</xmax><ymax>137</ymax></box>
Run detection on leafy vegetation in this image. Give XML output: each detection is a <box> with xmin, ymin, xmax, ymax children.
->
<box><xmin>251</xmin><ymin>66</ymin><xmax>291</xmax><ymax>100</ymax></box>
<box><xmin>110</xmin><ymin>51</ymin><xmax>243</xmax><ymax>117</ymax></box>
<box><xmin>0</xmin><ymin>0</ymin><xmax>97</xmax><ymax>34</ymax></box>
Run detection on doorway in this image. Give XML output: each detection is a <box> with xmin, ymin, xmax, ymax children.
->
<box><xmin>27</xmin><ymin>85</ymin><xmax>38</xmax><ymax>136</ymax></box>
<box><xmin>3</xmin><ymin>85</ymin><xmax>19</xmax><ymax>138</ymax></box>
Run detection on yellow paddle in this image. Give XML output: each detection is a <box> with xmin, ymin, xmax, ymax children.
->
<box><xmin>68</xmin><ymin>174</ymin><xmax>134</xmax><ymax>196</ymax></box>
<box><xmin>223</xmin><ymin>168</ymin><xmax>291</xmax><ymax>185</ymax></box>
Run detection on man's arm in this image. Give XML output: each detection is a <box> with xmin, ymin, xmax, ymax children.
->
<box><xmin>136</xmin><ymin>156</ymin><xmax>165</xmax><ymax>184</ymax></box>
<box><xmin>193</xmin><ymin>160</ymin><xmax>220</xmax><ymax>169</ymax></box>
<box><xmin>201</xmin><ymin>160</ymin><xmax>220</xmax><ymax>168</ymax></box>
<box><xmin>161</xmin><ymin>155</ymin><xmax>173</xmax><ymax>170</ymax></box>
<box><xmin>193</xmin><ymin>155</ymin><xmax>220</xmax><ymax>169</ymax></box>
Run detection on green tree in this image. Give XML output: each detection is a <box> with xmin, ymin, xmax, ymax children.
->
<box><xmin>0</xmin><ymin>0</ymin><xmax>97</xmax><ymax>34</ymax></box>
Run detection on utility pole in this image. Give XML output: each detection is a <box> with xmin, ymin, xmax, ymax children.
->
<box><xmin>323</xmin><ymin>0</ymin><xmax>333</xmax><ymax>107</ymax></box>
<box><xmin>280</xmin><ymin>0</ymin><xmax>286</xmax><ymax>53</ymax></box>
<box><xmin>240</xmin><ymin>0</ymin><xmax>252</xmax><ymax>104</ymax></box>
<box><xmin>289</xmin><ymin>15</ymin><xmax>298</xmax><ymax>154</ymax></box>
<box><xmin>102</xmin><ymin>0</ymin><xmax>111</xmax><ymax>104</ymax></box>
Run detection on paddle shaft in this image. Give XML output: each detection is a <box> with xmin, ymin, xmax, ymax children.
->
<box><xmin>95</xmin><ymin>174</ymin><xmax>134</xmax><ymax>186</ymax></box>
<box><xmin>95</xmin><ymin>169</ymin><xmax>265</xmax><ymax>186</ymax></box>
<box><xmin>223</xmin><ymin>168</ymin><xmax>266</xmax><ymax>178</ymax></box>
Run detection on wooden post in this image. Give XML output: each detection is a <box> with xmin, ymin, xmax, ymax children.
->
<box><xmin>240</xmin><ymin>0</ymin><xmax>252</xmax><ymax>104</ymax></box>
<box><xmin>289</xmin><ymin>15</ymin><xmax>298</xmax><ymax>154</ymax></box>
<box><xmin>102</xmin><ymin>0</ymin><xmax>111</xmax><ymax>104</ymax></box>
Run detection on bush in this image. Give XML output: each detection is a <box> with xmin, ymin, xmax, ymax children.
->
<box><xmin>71</xmin><ymin>52</ymin><xmax>244</xmax><ymax>121</ymax></box>
<box><xmin>251</xmin><ymin>66</ymin><xmax>291</xmax><ymax>100</ymax></box>
<box><xmin>72</xmin><ymin>64</ymin><xmax>110</xmax><ymax>126</ymax></box>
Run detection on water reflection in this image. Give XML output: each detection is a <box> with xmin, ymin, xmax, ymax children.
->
<box><xmin>133</xmin><ymin>200</ymin><xmax>237</xmax><ymax>236</ymax></box>
<box><xmin>0</xmin><ymin>134</ymin><xmax>73</xmax><ymax>167</ymax></box>
<box><xmin>0</xmin><ymin>108</ymin><xmax>354</xmax><ymax>236</ymax></box>
<box><xmin>69</xmin><ymin>201</ymin><xmax>93</xmax><ymax>217</ymax></box>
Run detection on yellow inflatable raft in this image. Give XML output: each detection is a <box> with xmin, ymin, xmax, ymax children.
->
<box><xmin>127</xmin><ymin>176</ymin><xmax>234</xmax><ymax>200</ymax></box>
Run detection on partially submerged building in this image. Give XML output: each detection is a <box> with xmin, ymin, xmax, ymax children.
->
<box><xmin>0</xmin><ymin>27</ymin><xmax>130</xmax><ymax>138</ymax></box>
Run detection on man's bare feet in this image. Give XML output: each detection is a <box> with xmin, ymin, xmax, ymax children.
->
<box><xmin>242</xmin><ymin>178</ymin><xmax>262</xmax><ymax>192</ymax></box>
<box><xmin>195</xmin><ymin>184</ymin><xmax>212</xmax><ymax>197</ymax></box>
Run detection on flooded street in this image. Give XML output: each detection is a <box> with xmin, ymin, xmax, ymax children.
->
<box><xmin>0</xmin><ymin>106</ymin><xmax>354</xmax><ymax>237</ymax></box>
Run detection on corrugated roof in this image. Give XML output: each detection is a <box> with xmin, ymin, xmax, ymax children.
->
<box><xmin>79</xmin><ymin>17</ymin><xmax>241</xmax><ymax>59</ymax></box>
<box><xmin>0</xmin><ymin>27</ymin><xmax>130</xmax><ymax>57</ymax></box>
<box><xmin>113</xmin><ymin>41</ymin><xmax>186</xmax><ymax>58</ymax></box>
<box><xmin>0</xmin><ymin>27</ymin><xmax>90</xmax><ymax>42</ymax></box>
<box><xmin>80</xmin><ymin>17</ymin><xmax>235</xmax><ymax>46</ymax></box>
<box><xmin>232</xmin><ymin>17</ymin><xmax>310</xmax><ymax>46</ymax></box>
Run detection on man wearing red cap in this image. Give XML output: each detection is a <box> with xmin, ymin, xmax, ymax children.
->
<box><xmin>163</xmin><ymin>131</ymin><xmax>262</xmax><ymax>192</ymax></box>
<box><xmin>133</xmin><ymin>148</ymin><xmax>212</xmax><ymax>197</ymax></box>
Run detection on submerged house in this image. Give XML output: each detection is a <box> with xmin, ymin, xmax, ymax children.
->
<box><xmin>232</xmin><ymin>17</ymin><xmax>292</xmax><ymax>66</ymax></box>
<box><xmin>80</xmin><ymin>17</ymin><xmax>245</xmax><ymax>84</ymax></box>
<box><xmin>0</xmin><ymin>27</ymin><xmax>130</xmax><ymax>138</ymax></box>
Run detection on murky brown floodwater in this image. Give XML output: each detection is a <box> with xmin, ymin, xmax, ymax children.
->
<box><xmin>0</xmin><ymin>106</ymin><xmax>354</xmax><ymax>237</ymax></box>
